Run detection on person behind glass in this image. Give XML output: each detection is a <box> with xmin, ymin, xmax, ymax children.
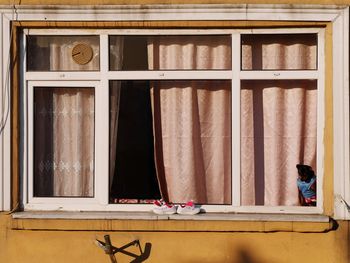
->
<box><xmin>296</xmin><ymin>164</ymin><xmax>316</xmax><ymax>206</ymax></box>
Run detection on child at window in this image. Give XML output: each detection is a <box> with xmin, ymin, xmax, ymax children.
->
<box><xmin>296</xmin><ymin>164</ymin><xmax>316</xmax><ymax>206</ymax></box>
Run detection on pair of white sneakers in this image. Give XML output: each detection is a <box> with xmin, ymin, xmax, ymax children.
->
<box><xmin>152</xmin><ymin>200</ymin><xmax>200</xmax><ymax>215</ymax></box>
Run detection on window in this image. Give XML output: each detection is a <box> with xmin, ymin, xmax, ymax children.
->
<box><xmin>22</xmin><ymin>28</ymin><xmax>324</xmax><ymax>213</ymax></box>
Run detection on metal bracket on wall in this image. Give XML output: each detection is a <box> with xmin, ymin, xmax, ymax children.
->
<box><xmin>96</xmin><ymin>235</ymin><xmax>151</xmax><ymax>263</ymax></box>
<box><xmin>335</xmin><ymin>194</ymin><xmax>350</xmax><ymax>212</ymax></box>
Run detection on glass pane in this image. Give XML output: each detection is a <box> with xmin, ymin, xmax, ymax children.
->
<box><xmin>241</xmin><ymin>34</ymin><xmax>317</xmax><ymax>70</ymax></box>
<box><xmin>109</xmin><ymin>80</ymin><xmax>231</xmax><ymax>205</ymax></box>
<box><xmin>240</xmin><ymin>80</ymin><xmax>317</xmax><ymax>206</ymax></box>
<box><xmin>27</xmin><ymin>36</ymin><xmax>100</xmax><ymax>71</ymax></box>
<box><xmin>33</xmin><ymin>87</ymin><xmax>95</xmax><ymax>197</ymax></box>
<box><xmin>109</xmin><ymin>80</ymin><xmax>161</xmax><ymax>204</ymax></box>
<box><xmin>109</xmin><ymin>35</ymin><xmax>232</xmax><ymax>71</ymax></box>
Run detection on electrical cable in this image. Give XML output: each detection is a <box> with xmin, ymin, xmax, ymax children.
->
<box><xmin>0</xmin><ymin>3</ymin><xmax>18</xmax><ymax>212</ymax></box>
<box><xmin>0</xmin><ymin>3</ymin><xmax>16</xmax><ymax>136</ymax></box>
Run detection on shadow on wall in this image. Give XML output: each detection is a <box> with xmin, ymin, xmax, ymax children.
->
<box><xmin>95</xmin><ymin>235</ymin><xmax>151</xmax><ymax>263</ymax></box>
<box><xmin>183</xmin><ymin>246</ymin><xmax>278</xmax><ymax>263</ymax></box>
<box><xmin>236</xmin><ymin>248</ymin><xmax>269</xmax><ymax>263</ymax></box>
<box><xmin>95</xmin><ymin>236</ymin><xmax>280</xmax><ymax>263</ymax></box>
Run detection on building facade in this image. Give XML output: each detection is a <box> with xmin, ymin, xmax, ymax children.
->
<box><xmin>0</xmin><ymin>2</ymin><xmax>349</xmax><ymax>263</ymax></box>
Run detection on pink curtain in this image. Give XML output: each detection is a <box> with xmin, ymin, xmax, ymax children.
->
<box><xmin>241</xmin><ymin>34</ymin><xmax>317</xmax><ymax>206</ymax></box>
<box><xmin>241</xmin><ymin>81</ymin><xmax>317</xmax><ymax>206</ymax></box>
<box><xmin>147</xmin><ymin>35</ymin><xmax>231</xmax><ymax>70</ymax></box>
<box><xmin>241</xmin><ymin>34</ymin><xmax>317</xmax><ymax>70</ymax></box>
<box><xmin>149</xmin><ymin>36</ymin><xmax>232</xmax><ymax>204</ymax></box>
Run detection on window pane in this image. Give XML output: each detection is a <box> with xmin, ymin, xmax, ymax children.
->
<box><xmin>27</xmin><ymin>36</ymin><xmax>100</xmax><ymax>71</ymax></box>
<box><xmin>109</xmin><ymin>35</ymin><xmax>232</xmax><ymax>71</ymax></box>
<box><xmin>109</xmin><ymin>80</ymin><xmax>161</xmax><ymax>203</ymax></box>
<box><xmin>240</xmin><ymin>80</ymin><xmax>317</xmax><ymax>206</ymax></box>
<box><xmin>241</xmin><ymin>34</ymin><xmax>317</xmax><ymax>70</ymax></box>
<box><xmin>33</xmin><ymin>87</ymin><xmax>95</xmax><ymax>197</ymax></box>
<box><xmin>109</xmin><ymin>80</ymin><xmax>231</xmax><ymax>205</ymax></box>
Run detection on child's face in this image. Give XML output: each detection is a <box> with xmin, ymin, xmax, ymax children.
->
<box><xmin>298</xmin><ymin>173</ymin><xmax>308</xmax><ymax>181</ymax></box>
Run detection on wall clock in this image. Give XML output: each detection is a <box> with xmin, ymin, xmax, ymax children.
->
<box><xmin>71</xmin><ymin>43</ymin><xmax>93</xmax><ymax>65</ymax></box>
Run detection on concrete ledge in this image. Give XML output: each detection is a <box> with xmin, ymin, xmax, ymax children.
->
<box><xmin>10</xmin><ymin>212</ymin><xmax>335</xmax><ymax>233</ymax></box>
<box><xmin>12</xmin><ymin>211</ymin><xmax>330</xmax><ymax>222</ymax></box>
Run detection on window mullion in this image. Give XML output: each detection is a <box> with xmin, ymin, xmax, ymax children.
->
<box><xmin>95</xmin><ymin>34</ymin><xmax>109</xmax><ymax>206</ymax></box>
<box><xmin>316</xmin><ymin>29</ymin><xmax>325</xmax><ymax>213</ymax></box>
<box><xmin>106</xmin><ymin>71</ymin><xmax>232</xmax><ymax>80</ymax></box>
<box><xmin>232</xmin><ymin>32</ymin><xmax>241</xmax><ymax>207</ymax></box>
<box><xmin>25</xmin><ymin>72</ymin><xmax>102</xmax><ymax>81</ymax></box>
<box><xmin>240</xmin><ymin>70</ymin><xmax>319</xmax><ymax>80</ymax></box>
<box><xmin>27</xmin><ymin>82</ymin><xmax>35</xmax><ymax>204</ymax></box>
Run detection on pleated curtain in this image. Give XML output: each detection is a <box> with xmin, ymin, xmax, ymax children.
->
<box><xmin>240</xmin><ymin>34</ymin><xmax>317</xmax><ymax>206</ymax></box>
<box><xmin>148</xmin><ymin>36</ymin><xmax>232</xmax><ymax>204</ymax></box>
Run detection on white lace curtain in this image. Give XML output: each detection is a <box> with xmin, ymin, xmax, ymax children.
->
<box><xmin>34</xmin><ymin>37</ymin><xmax>98</xmax><ymax>197</ymax></box>
<box><xmin>34</xmin><ymin>88</ymin><xmax>95</xmax><ymax>197</ymax></box>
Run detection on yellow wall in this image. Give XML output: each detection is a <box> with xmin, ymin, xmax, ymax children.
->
<box><xmin>0</xmin><ymin>214</ymin><xmax>349</xmax><ymax>263</ymax></box>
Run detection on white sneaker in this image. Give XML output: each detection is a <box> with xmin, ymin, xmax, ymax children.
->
<box><xmin>177</xmin><ymin>201</ymin><xmax>200</xmax><ymax>215</ymax></box>
<box><xmin>152</xmin><ymin>200</ymin><xmax>177</xmax><ymax>215</ymax></box>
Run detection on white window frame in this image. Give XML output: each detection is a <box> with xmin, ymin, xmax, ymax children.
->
<box><xmin>22</xmin><ymin>27</ymin><xmax>324</xmax><ymax>214</ymax></box>
<box><xmin>0</xmin><ymin>5</ymin><xmax>346</xmax><ymax>216</ymax></box>
<box><xmin>26</xmin><ymin>80</ymin><xmax>109</xmax><ymax>209</ymax></box>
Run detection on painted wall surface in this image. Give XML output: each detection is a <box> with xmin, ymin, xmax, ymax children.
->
<box><xmin>0</xmin><ymin>214</ymin><xmax>349</xmax><ymax>263</ymax></box>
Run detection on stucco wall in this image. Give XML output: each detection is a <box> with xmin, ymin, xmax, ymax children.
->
<box><xmin>0</xmin><ymin>214</ymin><xmax>349</xmax><ymax>263</ymax></box>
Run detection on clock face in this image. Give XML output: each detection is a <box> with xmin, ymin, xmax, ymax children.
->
<box><xmin>71</xmin><ymin>43</ymin><xmax>93</xmax><ymax>65</ymax></box>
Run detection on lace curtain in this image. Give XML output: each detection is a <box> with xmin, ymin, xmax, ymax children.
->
<box><xmin>34</xmin><ymin>37</ymin><xmax>98</xmax><ymax>197</ymax></box>
<box><xmin>34</xmin><ymin>88</ymin><xmax>94</xmax><ymax>197</ymax></box>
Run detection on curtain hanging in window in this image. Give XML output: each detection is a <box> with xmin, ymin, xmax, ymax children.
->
<box><xmin>34</xmin><ymin>88</ymin><xmax>95</xmax><ymax>197</ymax></box>
<box><xmin>240</xmin><ymin>80</ymin><xmax>317</xmax><ymax>206</ymax></box>
<box><xmin>240</xmin><ymin>35</ymin><xmax>317</xmax><ymax>206</ymax></box>
<box><xmin>109</xmin><ymin>37</ymin><xmax>124</xmax><ymax>190</ymax></box>
<box><xmin>34</xmin><ymin>37</ymin><xmax>99</xmax><ymax>197</ymax></box>
<box><xmin>148</xmin><ymin>36</ymin><xmax>232</xmax><ymax>204</ymax></box>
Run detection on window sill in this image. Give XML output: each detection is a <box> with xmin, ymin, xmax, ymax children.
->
<box><xmin>10</xmin><ymin>211</ymin><xmax>336</xmax><ymax>233</ymax></box>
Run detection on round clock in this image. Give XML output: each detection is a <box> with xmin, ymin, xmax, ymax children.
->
<box><xmin>71</xmin><ymin>43</ymin><xmax>93</xmax><ymax>65</ymax></box>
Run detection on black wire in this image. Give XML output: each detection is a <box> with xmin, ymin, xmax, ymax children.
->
<box><xmin>0</xmin><ymin>61</ymin><xmax>11</xmax><ymax>135</ymax></box>
<box><xmin>0</xmin><ymin>5</ymin><xmax>16</xmax><ymax>136</ymax></box>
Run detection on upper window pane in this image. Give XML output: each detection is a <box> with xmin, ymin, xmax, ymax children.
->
<box><xmin>27</xmin><ymin>36</ymin><xmax>100</xmax><ymax>71</ymax></box>
<box><xmin>241</xmin><ymin>34</ymin><xmax>317</xmax><ymax>70</ymax></box>
<box><xmin>109</xmin><ymin>35</ymin><xmax>232</xmax><ymax>71</ymax></box>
